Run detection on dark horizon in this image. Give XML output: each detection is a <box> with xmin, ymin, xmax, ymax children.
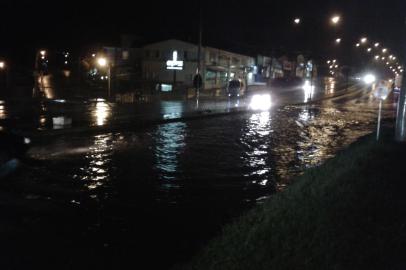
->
<box><xmin>2</xmin><ymin>0</ymin><xmax>406</xmax><ymax>67</ymax></box>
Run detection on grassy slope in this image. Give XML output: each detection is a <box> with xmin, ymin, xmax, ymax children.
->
<box><xmin>179</xmin><ymin>134</ymin><xmax>406</xmax><ymax>270</ymax></box>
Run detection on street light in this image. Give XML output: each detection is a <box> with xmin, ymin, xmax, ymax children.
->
<box><xmin>374</xmin><ymin>43</ymin><xmax>380</xmax><ymax>47</ymax></box>
<box><xmin>97</xmin><ymin>57</ymin><xmax>111</xmax><ymax>98</ymax></box>
<box><xmin>331</xmin><ymin>15</ymin><xmax>341</xmax><ymax>25</ymax></box>
<box><xmin>335</xmin><ymin>38</ymin><xmax>341</xmax><ymax>44</ymax></box>
<box><xmin>367</xmin><ymin>48</ymin><xmax>372</xmax><ymax>52</ymax></box>
<box><xmin>356</xmin><ymin>43</ymin><xmax>360</xmax><ymax>47</ymax></box>
<box><xmin>0</xmin><ymin>61</ymin><xmax>5</xmax><ymax>69</ymax></box>
<box><xmin>360</xmin><ymin>37</ymin><xmax>368</xmax><ymax>44</ymax></box>
<box><xmin>382</xmin><ymin>48</ymin><xmax>388</xmax><ymax>53</ymax></box>
<box><xmin>294</xmin><ymin>18</ymin><xmax>301</xmax><ymax>24</ymax></box>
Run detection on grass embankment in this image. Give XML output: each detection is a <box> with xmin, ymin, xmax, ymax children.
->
<box><xmin>180</xmin><ymin>133</ymin><xmax>406</xmax><ymax>270</ymax></box>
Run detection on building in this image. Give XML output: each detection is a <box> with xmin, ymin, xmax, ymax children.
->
<box><xmin>141</xmin><ymin>39</ymin><xmax>256</xmax><ymax>92</ymax></box>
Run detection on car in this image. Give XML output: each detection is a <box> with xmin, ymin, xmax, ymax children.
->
<box><xmin>0</xmin><ymin>130</ymin><xmax>31</xmax><ymax>178</ymax></box>
<box><xmin>227</xmin><ymin>79</ymin><xmax>244</xmax><ymax>98</ymax></box>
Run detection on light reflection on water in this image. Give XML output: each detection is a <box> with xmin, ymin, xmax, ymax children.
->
<box><xmin>78</xmin><ymin>133</ymin><xmax>114</xmax><ymax>190</ymax></box>
<box><xmin>241</xmin><ymin>112</ymin><xmax>272</xmax><ymax>185</ymax></box>
<box><xmin>161</xmin><ymin>101</ymin><xmax>183</xmax><ymax>120</ymax></box>
<box><xmin>154</xmin><ymin>122</ymin><xmax>187</xmax><ymax>183</ymax></box>
<box><xmin>0</xmin><ymin>103</ymin><xmax>6</xmax><ymax>119</ymax></box>
<box><xmin>303</xmin><ymin>80</ymin><xmax>315</xmax><ymax>102</ymax></box>
<box><xmin>92</xmin><ymin>100</ymin><xmax>111</xmax><ymax>126</ymax></box>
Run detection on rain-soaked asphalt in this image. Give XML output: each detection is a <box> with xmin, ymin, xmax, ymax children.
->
<box><xmin>0</xmin><ymin>83</ymin><xmax>398</xmax><ymax>269</ymax></box>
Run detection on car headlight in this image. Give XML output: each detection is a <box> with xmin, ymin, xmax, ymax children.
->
<box><xmin>249</xmin><ymin>94</ymin><xmax>272</xmax><ymax>111</ymax></box>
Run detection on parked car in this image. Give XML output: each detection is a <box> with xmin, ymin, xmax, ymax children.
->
<box><xmin>0</xmin><ymin>130</ymin><xmax>31</xmax><ymax>178</ymax></box>
<box><xmin>227</xmin><ymin>79</ymin><xmax>244</xmax><ymax>98</ymax></box>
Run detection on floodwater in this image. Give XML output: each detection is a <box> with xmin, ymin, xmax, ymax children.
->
<box><xmin>1</xmin><ymin>84</ymin><xmax>397</xmax><ymax>269</ymax></box>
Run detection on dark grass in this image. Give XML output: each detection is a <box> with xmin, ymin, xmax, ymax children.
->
<box><xmin>178</xmin><ymin>131</ymin><xmax>406</xmax><ymax>270</ymax></box>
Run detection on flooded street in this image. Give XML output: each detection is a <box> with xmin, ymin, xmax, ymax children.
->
<box><xmin>1</xmin><ymin>85</ymin><xmax>397</xmax><ymax>269</ymax></box>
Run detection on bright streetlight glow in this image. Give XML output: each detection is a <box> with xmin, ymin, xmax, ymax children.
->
<box><xmin>97</xmin><ymin>57</ymin><xmax>108</xmax><ymax>67</ymax></box>
<box><xmin>332</xmin><ymin>59</ymin><xmax>336</xmax><ymax>63</ymax></box>
<box><xmin>367</xmin><ymin>48</ymin><xmax>372</xmax><ymax>52</ymax></box>
<box><xmin>360</xmin><ymin>37</ymin><xmax>367</xmax><ymax>44</ymax></box>
<box><xmin>374</xmin><ymin>43</ymin><xmax>380</xmax><ymax>47</ymax></box>
<box><xmin>331</xmin><ymin>15</ymin><xmax>340</xmax><ymax>24</ymax></box>
<box><xmin>382</xmin><ymin>48</ymin><xmax>387</xmax><ymax>53</ymax></box>
<box><xmin>335</xmin><ymin>38</ymin><xmax>341</xmax><ymax>44</ymax></box>
<box><xmin>40</xmin><ymin>50</ymin><xmax>46</xmax><ymax>56</ymax></box>
<box><xmin>0</xmin><ymin>61</ymin><xmax>4</xmax><ymax>69</ymax></box>
<box><xmin>356</xmin><ymin>43</ymin><xmax>360</xmax><ymax>47</ymax></box>
<box><xmin>294</xmin><ymin>18</ymin><xmax>301</xmax><ymax>24</ymax></box>
<box><xmin>363</xmin><ymin>74</ymin><xmax>376</xmax><ymax>84</ymax></box>
<box><xmin>327</xmin><ymin>60</ymin><xmax>331</xmax><ymax>64</ymax></box>
<box><xmin>375</xmin><ymin>55</ymin><xmax>380</xmax><ymax>60</ymax></box>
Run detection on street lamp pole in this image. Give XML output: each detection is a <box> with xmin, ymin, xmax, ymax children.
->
<box><xmin>395</xmin><ymin>73</ymin><xmax>406</xmax><ymax>141</ymax></box>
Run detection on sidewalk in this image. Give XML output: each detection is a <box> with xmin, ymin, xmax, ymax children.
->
<box><xmin>177</xmin><ymin>130</ymin><xmax>406</xmax><ymax>270</ymax></box>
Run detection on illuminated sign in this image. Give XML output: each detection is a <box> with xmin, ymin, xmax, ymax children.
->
<box><xmin>166</xmin><ymin>51</ymin><xmax>184</xmax><ymax>70</ymax></box>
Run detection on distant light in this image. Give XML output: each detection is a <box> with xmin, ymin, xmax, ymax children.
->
<box><xmin>363</xmin><ymin>74</ymin><xmax>376</xmax><ymax>84</ymax></box>
<box><xmin>40</xmin><ymin>50</ymin><xmax>46</xmax><ymax>56</ymax></box>
<box><xmin>374</xmin><ymin>43</ymin><xmax>380</xmax><ymax>47</ymax></box>
<box><xmin>393</xmin><ymin>56</ymin><xmax>396</xmax><ymax>60</ymax></box>
<box><xmin>381</xmin><ymin>57</ymin><xmax>385</xmax><ymax>60</ymax></box>
<box><xmin>0</xmin><ymin>61</ymin><xmax>4</xmax><ymax>69</ymax></box>
<box><xmin>332</xmin><ymin>59</ymin><xmax>336</xmax><ymax>63</ymax></box>
<box><xmin>367</xmin><ymin>48</ymin><xmax>372</xmax><ymax>52</ymax></box>
<box><xmin>64</xmin><ymin>61</ymin><xmax>68</xmax><ymax>64</ymax></box>
<box><xmin>374</xmin><ymin>55</ymin><xmax>380</xmax><ymax>60</ymax></box>
<box><xmin>356</xmin><ymin>43</ymin><xmax>360</xmax><ymax>47</ymax></box>
<box><xmin>41</xmin><ymin>56</ymin><xmax>45</xmax><ymax>60</ymax></box>
<box><xmin>331</xmin><ymin>15</ymin><xmax>340</xmax><ymax>24</ymax></box>
<box><xmin>329</xmin><ymin>65</ymin><xmax>333</xmax><ymax>69</ymax></box>
<box><xmin>294</xmin><ymin>18</ymin><xmax>301</xmax><ymax>24</ymax></box>
<box><xmin>335</xmin><ymin>65</ymin><xmax>338</xmax><ymax>68</ymax></box>
<box><xmin>97</xmin><ymin>57</ymin><xmax>108</xmax><ymax>67</ymax></box>
<box><xmin>24</xmin><ymin>138</ymin><xmax>31</xmax><ymax>145</ymax></box>
<box><xmin>386</xmin><ymin>62</ymin><xmax>389</xmax><ymax>65</ymax></box>
<box><xmin>335</xmin><ymin>38</ymin><xmax>341</xmax><ymax>44</ymax></box>
<box><xmin>327</xmin><ymin>60</ymin><xmax>331</xmax><ymax>64</ymax></box>
<box><xmin>92</xmin><ymin>54</ymin><xmax>96</xmax><ymax>57</ymax></box>
<box><xmin>360</xmin><ymin>37</ymin><xmax>367</xmax><ymax>43</ymax></box>
<box><xmin>382</xmin><ymin>48</ymin><xmax>387</xmax><ymax>53</ymax></box>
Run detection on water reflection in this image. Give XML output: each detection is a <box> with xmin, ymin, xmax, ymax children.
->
<box><xmin>303</xmin><ymin>80</ymin><xmax>315</xmax><ymax>102</ymax></box>
<box><xmin>241</xmin><ymin>112</ymin><xmax>272</xmax><ymax>185</ymax></box>
<box><xmin>92</xmin><ymin>99</ymin><xmax>111</xmax><ymax>126</ymax></box>
<box><xmin>161</xmin><ymin>101</ymin><xmax>183</xmax><ymax>120</ymax></box>
<box><xmin>78</xmin><ymin>133</ymin><xmax>114</xmax><ymax>191</ymax></box>
<box><xmin>0</xmin><ymin>101</ymin><xmax>6</xmax><ymax>119</ymax></box>
<box><xmin>325</xmin><ymin>78</ymin><xmax>336</xmax><ymax>95</ymax></box>
<box><xmin>154</xmin><ymin>122</ymin><xmax>187</xmax><ymax>183</ymax></box>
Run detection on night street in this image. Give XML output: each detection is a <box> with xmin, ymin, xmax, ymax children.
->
<box><xmin>1</xmin><ymin>0</ymin><xmax>406</xmax><ymax>269</ymax></box>
<box><xmin>0</xmin><ymin>82</ymin><xmax>397</xmax><ymax>269</ymax></box>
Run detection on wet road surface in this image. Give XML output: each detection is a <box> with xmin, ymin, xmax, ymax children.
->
<box><xmin>0</xmin><ymin>83</ymin><xmax>398</xmax><ymax>269</ymax></box>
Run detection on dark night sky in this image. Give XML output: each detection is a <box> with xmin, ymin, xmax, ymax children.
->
<box><xmin>1</xmin><ymin>0</ymin><xmax>406</xmax><ymax>67</ymax></box>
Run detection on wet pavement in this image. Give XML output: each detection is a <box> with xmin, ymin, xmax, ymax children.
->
<box><xmin>0</xmin><ymin>77</ymin><xmax>356</xmax><ymax>133</ymax></box>
<box><xmin>0</xmin><ymin>80</ymin><xmax>398</xmax><ymax>269</ymax></box>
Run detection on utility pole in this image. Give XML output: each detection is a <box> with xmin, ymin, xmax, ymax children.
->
<box><xmin>195</xmin><ymin>0</ymin><xmax>202</xmax><ymax>99</ymax></box>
